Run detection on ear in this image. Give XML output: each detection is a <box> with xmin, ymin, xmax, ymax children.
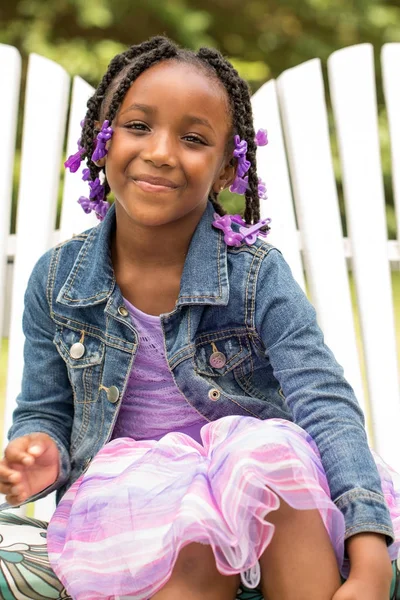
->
<box><xmin>93</xmin><ymin>156</ymin><xmax>106</xmax><ymax>168</ymax></box>
<box><xmin>212</xmin><ymin>158</ymin><xmax>236</xmax><ymax>194</ymax></box>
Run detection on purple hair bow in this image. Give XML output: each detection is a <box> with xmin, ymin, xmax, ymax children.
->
<box><xmin>92</xmin><ymin>120</ymin><xmax>113</xmax><ymax>162</ymax></box>
<box><xmin>64</xmin><ymin>147</ymin><xmax>85</xmax><ymax>173</ymax></box>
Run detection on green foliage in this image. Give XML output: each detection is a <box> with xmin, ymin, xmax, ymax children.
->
<box><xmin>3</xmin><ymin>0</ymin><xmax>400</xmax><ymax>87</ymax></box>
<box><xmin>0</xmin><ymin>0</ymin><xmax>399</xmax><ymax>235</ymax></box>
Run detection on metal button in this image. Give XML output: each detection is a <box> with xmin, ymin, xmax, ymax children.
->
<box><xmin>208</xmin><ymin>388</ymin><xmax>220</xmax><ymax>401</ymax></box>
<box><xmin>70</xmin><ymin>342</ymin><xmax>85</xmax><ymax>359</ymax></box>
<box><xmin>209</xmin><ymin>351</ymin><xmax>227</xmax><ymax>369</ymax></box>
<box><xmin>118</xmin><ymin>305</ymin><xmax>129</xmax><ymax>317</ymax></box>
<box><xmin>106</xmin><ymin>386</ymin><xmax>120</xmax><ymax>403</ymax></box>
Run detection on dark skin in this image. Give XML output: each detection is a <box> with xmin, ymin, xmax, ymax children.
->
<box><xmin>101</xmin><ymin>60</ymin><xmax>236</xmax><ymax>315</ymax></box>
<box><xmin>0</xmin><ymin>60</ymin><xmax>392</xmax><ymax>600</ymax></box>
<box><xmin>0</xmin><ymin>60</ymin><xmax>236</xmax><ymax>502</ymax></box>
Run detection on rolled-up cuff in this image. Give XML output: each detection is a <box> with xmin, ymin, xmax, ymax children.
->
<box><xmin>335</xmin><ymin>488</ymin><xmax>394</xmax><ymax>544</ymax></box>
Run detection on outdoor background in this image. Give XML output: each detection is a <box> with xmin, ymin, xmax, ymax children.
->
<box><xmin>1</xmin><ymin>0</ymin><xmax>400</xmax><ymax>232</ymax></box>
<box><xmin>0</xmin><ymin>0</ymin><xmax>400</xmax><ymax>428</ymax></box>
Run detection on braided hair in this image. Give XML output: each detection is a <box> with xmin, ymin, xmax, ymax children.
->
<box><xmin>79</xmin><ymin>36</ymin><xmax>262</xmax><ymax>224</ymax></box>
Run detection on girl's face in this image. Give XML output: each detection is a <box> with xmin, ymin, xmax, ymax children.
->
<box><xmin>103</xmin><ymin>60</ymin><xmax>234</xmax><ymax>228</ymax></box>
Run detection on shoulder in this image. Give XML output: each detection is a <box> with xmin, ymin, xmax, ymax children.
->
<box><xmin>227</xmin><ymin>236</ymin><xmax>305</xmax><ymax>301</ymax></box>
<box><xmin>227</xmin><ymin>236</ymin><xmax>283</xmax><ymax>269</ymax></box>
<box><xmin>27</xmin><ymin>226</ymin><xmax>97</xmax><ymax>292</ymax></box>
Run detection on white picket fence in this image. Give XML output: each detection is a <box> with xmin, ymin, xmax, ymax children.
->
<box><xmin>0</xmin><ymin>42</ymin><xmax>399</xmax><ymax>520</ymax></box>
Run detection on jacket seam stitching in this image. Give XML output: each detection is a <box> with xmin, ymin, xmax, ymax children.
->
<box><xmin>52</xmin><ymin>316</ymin><xmax>136</xmax><ymax>350</ymax></box>
<box><xmin>334</xmin><ymin>489</ymin><xmax>387</xmax><ymax>507</ymax></box>
<box><xmin>178</xmin><ymin>233</ymin><xmax>224</xmax><ymax>300</ymax></box>
<box><xmin>47</xmin><ymin>246</ymin><xmax>61</xmax><ymax>315</ymax></box>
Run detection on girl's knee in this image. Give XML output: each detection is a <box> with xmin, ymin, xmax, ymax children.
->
<box><xmin>174</xmin><ymin>543</ymin><xmax>219</xmax><ymax>581</ymax></box>
<box><xmin>171</xmin><ymin>543</ymin><xmax>239</xmax><ymax>592</ymax></box>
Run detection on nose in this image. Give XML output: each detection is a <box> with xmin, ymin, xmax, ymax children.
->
<box><xmin>141</xmin><ymin>131</ymin><xmax>177</xmax><ymax>168</ymax></box>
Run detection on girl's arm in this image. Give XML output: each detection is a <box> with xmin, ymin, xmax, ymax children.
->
<box><xmin>6</xmin><ymin>251</ymin><xmax>74</xmax><ymax>504</ymax></box>
<box><xmin>333</xmin><ymin>533</ymin><xmax>393</xmax><ymax>599</ymax></box>
<box><xmin>254</xmin><ymin>247</ymin><xmax>394</xmax><ymax>545</ymax></box>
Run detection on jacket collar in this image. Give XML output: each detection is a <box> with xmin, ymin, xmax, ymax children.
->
<box><xmin>57</xmin><ymin>201</ymin><xmax>229</xmax><ymax>308</ymax></box>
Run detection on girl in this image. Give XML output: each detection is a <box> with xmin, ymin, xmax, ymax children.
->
<box><xmin>0</xmin><ymin>35</ymin><xmax>399</xmax><ymax>600</ymax></box>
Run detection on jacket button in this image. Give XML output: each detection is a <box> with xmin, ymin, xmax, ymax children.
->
<box><xmin>209</xmin><ymin>351</ymin><xmax>226</xmax><ymax>369</ymax></box>
<box><xmin>107</xmin><ymin>386</ymin><xmax>120</xmax><ymax>403</ymax></box>
<box><xmin>208</xmin><ymin>388</ymin><xmax>220</xmax><ymax>401</ymax></box>
<box><xmin>118</xmin><ymin>305</ymin><xmax>129</xmax><ymax>317</ymax></box>
<box><xmin>70</xmin><ymin>342</ymin><xmax>85</xmax><ymax>359</ymax></box>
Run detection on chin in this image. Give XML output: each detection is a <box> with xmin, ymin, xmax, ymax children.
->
<box><xmin>116</xmin><ymin>195</ymin><xmax>207</xmax><ymax>228</ymax></box>
<box><xmin>119</xmin><ymin>202</ymin><xmax>184</xmax><ymax>227</ymax></box>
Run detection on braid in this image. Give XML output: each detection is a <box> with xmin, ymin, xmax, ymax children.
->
<box><xmin>106</xmin><ymin>42</ymin><xmax>178</xmax><ymax>125</ymax></box>
<box><xmin>79</xmin><ymin>37</ymin><xmax>177</xmax><ymax>200</ymax></box>
<box><xmin>78</xmin><ymin>36</ymin><xmax>261</xmax><ymax>224</ymax></box>
<box><xmin>196</xmin><ymin>47</ymin><xmax>260</xmax><ymax>224</ymax></box>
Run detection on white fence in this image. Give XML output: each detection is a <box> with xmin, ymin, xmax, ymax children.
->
<box><xmin>0</xmin><ymin>42</ymin><xmax>400</xmax><ymax>519</ymax></box>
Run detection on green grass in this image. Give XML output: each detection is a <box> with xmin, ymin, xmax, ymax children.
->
<box><xmin>392</xmin><ymin>272</ymin><xmax>400</xmax><ymax>361</ymax></box>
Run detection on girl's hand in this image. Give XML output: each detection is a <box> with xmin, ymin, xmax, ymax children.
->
<box><xmin>332</xmin><ymin>574</ymin><xmax>391</xmax><ymax>600</ymax></box>
<box><xmin>333</xmin><ymin>532</ymin><xmax>393</xmax><ymax>600</ymax></box>
<box><xmin>0</xmin><ymin>433</ymin><xmax>60</xmax><ymax>505</ymax></box>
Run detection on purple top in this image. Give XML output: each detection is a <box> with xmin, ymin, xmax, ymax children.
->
<box><xmin>111</xmin><ymin>298</ymin><xmax>208</xmax><ymax>444</ymax></box>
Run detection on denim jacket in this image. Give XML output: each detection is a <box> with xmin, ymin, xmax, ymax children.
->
<box><xmin>8</xmin><ymin>202</ymin><xmax>394</xmax><ymax>542</ymax></box>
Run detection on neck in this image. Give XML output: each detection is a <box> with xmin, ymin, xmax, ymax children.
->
<box><xmin>112</xmin><ymin>202</ymin><xmax>207</xmax><ymax>269</ymax></box>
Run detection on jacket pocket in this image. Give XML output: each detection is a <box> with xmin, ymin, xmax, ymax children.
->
<box><xmin>193</xmin><ymin>331</ymin><xmax>253</xmax><ymax>377</ymax></box>
<box><xmin>54</xmin><ymin>326</ymin><xmax>105</xmax><ymax>403</ymax></box>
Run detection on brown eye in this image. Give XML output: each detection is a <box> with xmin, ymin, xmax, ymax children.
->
<box><xmin>183</xmin><ymin>135</ymin><xmax>206</xmax><ymax>145</ymax></box>
<box><xmin>126</xmin><ymin>122</ymin><xmax>149</xmax><ymax>132</ymax></box>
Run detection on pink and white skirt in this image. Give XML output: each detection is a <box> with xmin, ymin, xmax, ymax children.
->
<box><xmin>47</xmin><ymin>416</ymin><xmax>400</xmax><ymax>600</ymax></box>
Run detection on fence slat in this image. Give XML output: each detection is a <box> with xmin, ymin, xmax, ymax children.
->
<box><xmin>0</xmin><ymin>45</ymin><xmax>21</xmax><ymax>352</ymax></box>
<box><xmin>328</xmin><ymin>44</ymin><xmax>400</xmax><ymax>470</ymax></box>
<box><xmin>4</xmin><ymin>54</ymin><xmax>70</xmax><ymax>447</ymax></box>
<box><xmin>59</xmin><ymin>76</ymin><xmax>97</xmax><ymax>242</ymax></box>
<box><xmin>2</xmin><ymin>44</ymin><xmax>400</xmax><ymax>520</ymax></box>
<box><xmin>276</xmin><ymin>58</ymin><xmax>365</xmax><ymax>416</ymax></box>
<box><xmin>251</xmin><ymin>80</ymin><xmax>305</xmax><ymax>290</ymax></box>
<box><xmin>382</xmin><ymin>43</ymin><xmax>400</xmax><ymax>246</ymax></box>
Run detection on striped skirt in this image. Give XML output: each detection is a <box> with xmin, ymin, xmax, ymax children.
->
<box><xmin>47</xmin><ymin>416</ymin><xmax>400</xmax><ymax>600</ymax></box>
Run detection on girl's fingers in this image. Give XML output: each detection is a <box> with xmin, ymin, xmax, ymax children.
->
<box><xmin>21</xmin><ymin>454</ymin><xmax>35</xmax><ymax>465</ymax></box>
<box><xmin>0</xmin><ymin>462</ymin><xmax>21</xmax><ymax>483</ymax></box>
<box><xmin>11</xmin><ymin>484</ymin><xmax>24</xmax><ymax>496</ymax></box>
<box><xmin>27</xmin><ymin>445</ymin><xmax>43</xmax><ymax>457</ymax></box>
<box><xmin>5</xmin><ymin>491</ymin><xmax>27</xmax><ymax>506</ymax></box>
<box><xmin>0</xmin><ymin>481</ymin><xmax>13</xmax><ymax>495</ymax></box>
<box><xmin>3</xmin><ymin>434</ymin><xmax>52</xmax><ymax>469</ymax></box>
<box><xmin>0</xmin><ymin>480</ymin><xmax>28</xmax><ymax>504</ymax></box>
<box><xmin>0</xmin><ymin>465</ymin><xmax>25</xmax><ymax>498</ymax></box>
<box><xmin>4</xmin><ymin>442</ymin><xmax>39</xmax><ymax>465</ymax></box>
<box><xmin>5</xmin><ymin>445</ymin><xmax>30</xmax><ymax>464</ymax></box>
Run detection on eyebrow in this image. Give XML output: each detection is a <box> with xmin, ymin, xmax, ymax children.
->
<box><xmin>185</xmin><ymin>115</ymin><xmax>215</xmax><ymax>133</ymax></box>
<box><xmin>119</xmin><ymin>103</ymin><xmax>156</xmax><ymax>116</ymax></box>
<box><xmin>119</xmin><ymin>103</ymin><xmax>215</xmax><ymax>132</ymax></box>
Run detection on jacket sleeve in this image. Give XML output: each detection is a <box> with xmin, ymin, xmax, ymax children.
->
<box><xmin>255</xmin><ymin>246</ymin><xmax>394</xmax><ymax>542</ymax></box>
<box><xmin>7</xmin><ymin>250</ymin><xmax>73</xmax><ymax>503</ymax></box>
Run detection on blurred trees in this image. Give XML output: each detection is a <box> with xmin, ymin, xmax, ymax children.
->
<box><xmin>1</xmin><ymin>0</ymin><xmax>399</xmax><ymax>88</ymax></box>
<box><xmin>0</xmin><ymin>0</ymin><xmax>399</xmax><ymax>234</ymax></box>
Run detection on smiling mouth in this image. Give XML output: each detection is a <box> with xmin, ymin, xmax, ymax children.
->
<box><xmin>131</xmin><ymin>175</ymin><xmax>179</xmax><ymax>192</ymax></box>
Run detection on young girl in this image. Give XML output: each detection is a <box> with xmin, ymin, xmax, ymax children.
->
<box><xmin>0</xmin><ymin>35</ymin><xmax>399</xmax><ymax>600</ymax></box>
